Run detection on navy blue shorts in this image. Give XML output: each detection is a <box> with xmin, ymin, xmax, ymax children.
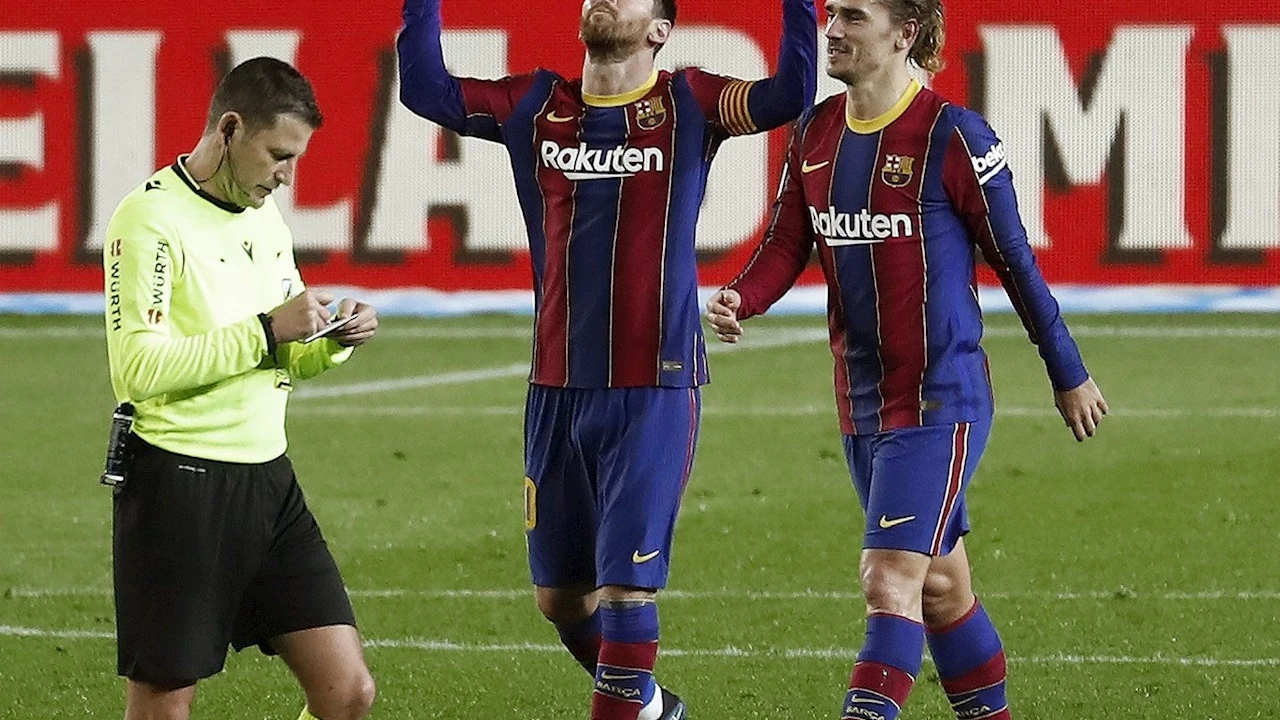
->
<box><xmin>842</xmin><ymin>417</ymin><xmax>992</xmax><ymax>556</ymax></box>
<box><xmin>523</xmin><ymin>385</ymin><xmax>700</xmax><ymax>590</ymax></box>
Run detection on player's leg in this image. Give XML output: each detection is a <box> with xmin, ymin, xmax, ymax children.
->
<box><xmin>591</xmin><ymin>387</ymin><xmax>700</xmax><ymax>720</ymax></box>
<box><xmin>525</xmin><ymin>385</ymin><xmax>605</xmax><ymax>674</ymax></box>
<box><xmin>840</xmin><ymin>421</ymin><xmax>984</xmax><ymax>720</ymax></box>
<box><xmin>114</xmin><ymin>440</ymin><xmax>260</xmax><ymax>719</ymax></box>
<box><xmin>535</xmin><ymin>582</ymin><xmax>602</xmax><ymax>674</ymax></box>
<box><xmin>233</xmin><ymin>458</ymin><xmax>373</xmax><ymax>720</ymax></box>
<box><xmin>920</xmin><ymin>420</ymin><xmax>1010</xmax><ymax>720</ymax></box>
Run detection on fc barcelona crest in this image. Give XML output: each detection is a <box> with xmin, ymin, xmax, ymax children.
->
<box><xmin>634</xmin><ymin>97</ymin><xmax>667</xmax><ymax>130</ymax></box>
<box><xmin>881</xmin><ymin>154</ymin><xmax>915</xmax><ymax>188</ymax></box>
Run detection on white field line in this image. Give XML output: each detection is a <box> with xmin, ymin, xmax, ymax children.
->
<box><xmin>0</xmin><ymin>625</ymin><xmax>1274</xmax><ymax>667</ymax></box>
<box><xmin>290</xmin><ymin>404</ymin><xmax>1280</xmax><ymax>420</ymax></box>
<box><xmin>291</xmin><ymin>328</ymin><xmax>827</xmax><ymax>400</ymax></box>
<box><xmin>4</xmin><ymin>324</ymin><xmax>1280</xmax><ymax>341</ymax></box>
<box><xmin>9</xmin><ymin>587</ymin><xmax>1280</xmax><ymax>602</ymax></box>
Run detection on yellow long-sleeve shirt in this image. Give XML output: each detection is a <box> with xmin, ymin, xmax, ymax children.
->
<box><xmin>104</xmin><ymin>157</ymin><xmax>351</xmax><ymax>463</ymax></box>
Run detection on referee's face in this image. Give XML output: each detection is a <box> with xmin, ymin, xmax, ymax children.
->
<box><xmin>229</xmin><ymin>113</ymin><xmax>314</xmax><ymax>209</ymax></box>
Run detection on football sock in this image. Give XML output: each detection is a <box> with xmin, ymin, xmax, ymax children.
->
<box><xmin>556</xmin><ymin>609</ymin><xmax>603</xmax><ymax>675</ymax></box>
<box><xmin>296</xmin><ymin>708</ymin><xmax>322</xmax><ymax>720</ymax></box>
<box><xmin>592</xmin><ymin>600</ymin><xmax>659</xmax><ymax>720</ymax></box>
<box><xmin>843</xmin><ymin>612</ymin><xmax>925</xmax><ymax>720</ymax></box>
<box><xmin>927</xmin><ymin>599</ymin><xmax>1011</xmax><ymax>720</ymax></box>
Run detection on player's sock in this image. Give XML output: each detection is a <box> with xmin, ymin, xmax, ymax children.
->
<box><xmin>592</xmin><ymin>600</ymin><xmax>659</xmax><ymax>720</ymax></box>
<box><xmin>926</xmin><ymin>599</ymin><xmax>1011</xmax><ymax>720</ymax></box>
<box><xmin>842</xmin><ymin>612</ymin><xmax>924</xmax><ymax>720</ymax></box>
<box><xmin>296</xmin><ymin>707</ymin><xmax>322</xmax><ymax>720</ymax></box>
<box><xmin>556</xmin><ymin>609</ymin><xmax>603</xmax><ymax>674</ymax></box>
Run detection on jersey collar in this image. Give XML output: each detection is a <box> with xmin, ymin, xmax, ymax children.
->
<box><xmin>172</xmin><ymin>155</ymin><xmax>245</xmax><ymax>214</ymax></box>
<box><xmin>582</xmin><ymin>69</ymin><xmax>659</xmax><ymax>108</ymax></box>
<box><xmin>846</xmin><ymin>79</ymin><xmax>922</xmax><ymax>134</ymax></box>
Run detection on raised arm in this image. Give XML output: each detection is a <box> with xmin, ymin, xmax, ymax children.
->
<box><xmin>684</xmin><ymin>0</ymin><xmax>817</xmax><ymax>136</ymax></box>
<box><xmin>397</xmin><ymin>0</ymin><xmax>537</xmax><ymax>141</ymax></box>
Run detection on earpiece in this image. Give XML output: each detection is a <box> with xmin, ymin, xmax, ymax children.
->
<box><xmin>223</xmin><ymin>121</ymin><xmax>236</xmax><ymax>144</ymax></box>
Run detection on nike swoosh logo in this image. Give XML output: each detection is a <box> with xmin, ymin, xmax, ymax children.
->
<box><xmin>849</xmin><ymin>695</ymin><xmax>887</xmax><ymax>705</ymax></box>
<box><xmin>878</xmin><ymin>514</ymin><xmax>916</xmax><ymax>529</ymax></box>
<box><xmin>802</xmin><ymin>160</ymin><xmax>830</xmax><ymax>174</ymax></box>
<box><xmin>600</xmin><ymin>671</ymin><xmax>639</xmax><ymax>680</ymax></box>
<box><xmin>546</xmin><ymin>111</ymin><xmax>576</xmax><ymax>123</ymax></box>
<box><xmin>632</xmin><ymin>549</ymin><xmax>661</xmax><ymax>564</ymax></box>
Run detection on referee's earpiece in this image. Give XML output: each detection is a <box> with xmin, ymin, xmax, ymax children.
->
<box><xmin>223</xmin><ymin>121</ymin><xmax>236</xmax><ymax>145</ymax></box>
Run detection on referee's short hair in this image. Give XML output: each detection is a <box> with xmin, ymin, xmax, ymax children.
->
<box><xmin>205</xmin><ymin>57</ymin><xmax>323</xmax><ymax>133</ymax></box>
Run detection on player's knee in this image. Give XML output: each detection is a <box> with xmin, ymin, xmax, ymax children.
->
<box><xmin>859</xmin><ymin>559</ymin><xmax>925</xmax><ymax>613</ymax></box>
<box><xmin>535</xmin><ymin>587</ymin><xmax>596</xmax><ymax>625</ymax></box>
<box><xmin>921</xmin><ymin>560</ymin><xmax>974</xmax><ymax>627</ymax></box>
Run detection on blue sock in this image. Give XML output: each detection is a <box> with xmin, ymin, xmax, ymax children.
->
<box><xmin>556</xmin><ymin>610</ymin><xmax>602</xmax><ymax>675</ymax></box>
<box><xmin>843</xmin><ymin>613</ymin><xmax>925</xmax><ymax>720</ymax></box>
<box><xmin>593</xmin><ymin>602</ymin><xmax>659</xmax><ymax>718</ymax></box>
<box><xmin>927</xmin><ymin>600</ymin><xmax>1010</xmax><ymax>719</ymax></box>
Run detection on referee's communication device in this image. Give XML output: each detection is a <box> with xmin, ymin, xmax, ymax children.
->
<box><xmin>100</xmin><ymin>403</ymin><xmax>135</xmax><ymax>488</ymax></box>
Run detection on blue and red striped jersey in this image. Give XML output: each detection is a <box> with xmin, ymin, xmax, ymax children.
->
<box><xmin>398</xmin><ymin>0</ymin><xmax>817</xmax><ymax>388</ymax></box>
<box><xmin>728</xmin><ymin>82</ymin><xmax>1088</xmax><ymax>434</ymax></box>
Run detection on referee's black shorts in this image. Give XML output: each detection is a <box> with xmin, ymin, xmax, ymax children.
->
<box><xmin>112</xmin><ymin>436</ymin><xmax>357</xmax><ymax>688</ymax></box>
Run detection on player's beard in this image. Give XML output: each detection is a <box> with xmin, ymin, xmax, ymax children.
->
<box><xmin>580</xmin><ymin>6</ymin><xmax>650</xmax><ymax>61</ymax></box>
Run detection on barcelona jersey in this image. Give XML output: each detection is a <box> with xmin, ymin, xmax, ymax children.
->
<box><xmin>728</xmin><ymin>81</ymin><xmax>1088</xmax><ymax>434</ymax></box>
<box><xmin>398</xmin><ymin>0</ymin><xmax>816</xmax><ymax>388</ymax></box>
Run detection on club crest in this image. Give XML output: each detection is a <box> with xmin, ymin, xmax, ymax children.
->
<box><xmin>634</xmin><ymin>97</ymin><xmax>667</xmax><ymax>130</ymax></box>
<box><xmin>881</xmin><ymin>154</ymin><xmax>916</xmax><ymax>188</ymax></box>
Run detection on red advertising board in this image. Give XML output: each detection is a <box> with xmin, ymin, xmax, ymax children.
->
<box><xmin>1</xmin><ymin>0</ymin><xmax>1277</xmax><ymax>293</ymax></box>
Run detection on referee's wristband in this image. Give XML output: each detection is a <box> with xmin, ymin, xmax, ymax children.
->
<box><xmin>257</xmin><ymin>313</ymin><xmax>278</xmax><ymax>357</ymax></box>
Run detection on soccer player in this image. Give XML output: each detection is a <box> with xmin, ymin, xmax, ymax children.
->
<box><xmin>397</xmin><ymin>0</ymin><xmax>816</xmax><ymax>717</ymax></box>
<box><xmin>704</xmin><ymin>1</ymin><xmax>1108</xmax><ymax>719</ymax></box>
<box><xmin>103</xmin><ymin>57</ymin><xmax>378</xmax><ymax>720</ymax></box>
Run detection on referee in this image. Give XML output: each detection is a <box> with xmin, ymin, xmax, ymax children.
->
<box><xmin>103</xmin><ymin>57</ymin><xmax>377</xmax><ymax>720</ymax></box>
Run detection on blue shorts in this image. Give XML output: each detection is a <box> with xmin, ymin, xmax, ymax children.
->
<box><xmin>842</xmin><ymin>418</ymin><xmax>992</xmax><ymax>556</ymax></box>
<box><xmin>523</xmin><ymin>385</ymin><xmax>700</xmax><ymax>590</ymax></box>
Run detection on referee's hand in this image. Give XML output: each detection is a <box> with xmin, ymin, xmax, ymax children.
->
<box><xmin>267</xmin><ymin>290</ymin><xmax>335</xmax><ymax>343</ymax></box>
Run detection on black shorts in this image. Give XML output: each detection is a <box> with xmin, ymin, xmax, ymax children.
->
<box><xmin>113</xmin><ymin>437</ymin><xmax>357</xmax><ymax>687</ymax></box>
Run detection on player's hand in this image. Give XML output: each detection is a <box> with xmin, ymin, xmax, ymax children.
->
<box><xmin>330</xmin><ymin>298</ymin><xmax>379</xmax><ymax>347</ymax></box>
<box><xmin>705</xmin><ymin>289</ymin><xmax>744</xmax><ymax>344</ymax></box>
<box><xmin>1054</xmin><ymin>376</ymin><xmax>1108</xmax><ymax>442</ymax></box>
<box><xmin>267</xmin><ymin>289</ymin><xmax>334</xmax><ymax>343</ymax></box>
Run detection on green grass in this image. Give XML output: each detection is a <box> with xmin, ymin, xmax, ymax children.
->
<box><xmin>2</xmin><ymin>312</ymin><xmax>1278</xmax><ymax>719</ymax></box>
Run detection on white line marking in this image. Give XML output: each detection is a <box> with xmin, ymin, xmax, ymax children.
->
<box><xmin>292</xmin><ymin>329</ymin><xmax>827</xmax><ymax>400</ymax></box>
<box><xmin>0</xmin><ymin>625</ymin><xmax>1273</xmax><ymax>667</ymax></box>
<box><xmin>293</xmin><ymin>364</ymin><xmax>529</xmax><ymax>400</ymax></box>
<box><xmin>4</xmin><ymin>324</ymin><xmax>1280</xmax><ymax>341</ymax></box>
<box><xmin>10</xmin><ymin>587</ymin><xmax>1280</xmax><ymax>602</ymax></box>
<box><xmin>290</xmin><ymin>404</ymin><xmax>1280</xmax><ymax>420</ymax></box>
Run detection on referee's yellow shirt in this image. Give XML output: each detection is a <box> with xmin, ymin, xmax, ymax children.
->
<box><xmin>104</xmin><ymin>157</ymin><xmax>352</xmax><ymax>464</ymax></box>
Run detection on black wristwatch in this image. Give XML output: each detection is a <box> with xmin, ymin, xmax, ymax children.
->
<box><xmin>257</xmin><ymin>313</ymin><xmax>278</xmax><ymax>357</ymax></box>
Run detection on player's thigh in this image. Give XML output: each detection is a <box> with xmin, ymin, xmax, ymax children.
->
<box><xmin>232</xmin><ymin>462</ymin><xmax>357</xmax><ymax>655</ymax></box>
<box><xmin>524</xmin><ymin>385</ymin><xmax>597</xmax><ymax>588</ymax></box>
<box><xmin>862</xmin><ymin>418</ymin><xmax>991</xmax><ymax>556</ymax></box>
<box><xmin>124</xmin><ymin>679</ymin><xmax>197</xmax><ymax>720</ymax></box>
<box><xmin>113</xmin><ymin>440</ymin><xmax>269</xmax><ymax>686</ymax></box>
<box><xmin>593</xmin><ymin>387</ymin><xmax>701</xmax><ymax>590</ymax></box>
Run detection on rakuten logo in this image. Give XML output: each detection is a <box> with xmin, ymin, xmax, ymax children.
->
<box><xmin>809</xmin><ymin>207</ymin><xmax>914</xmax><ymax>246</ymax></box>
<box><xmin>970</xmin><ymin>142</ymin><xmax>1007</xmax><ymax>185</ymax></box>
<box><xmin>540</xmin><ymin>141</ymin><xmax>665</xmax><ymax>181</ymax></box>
